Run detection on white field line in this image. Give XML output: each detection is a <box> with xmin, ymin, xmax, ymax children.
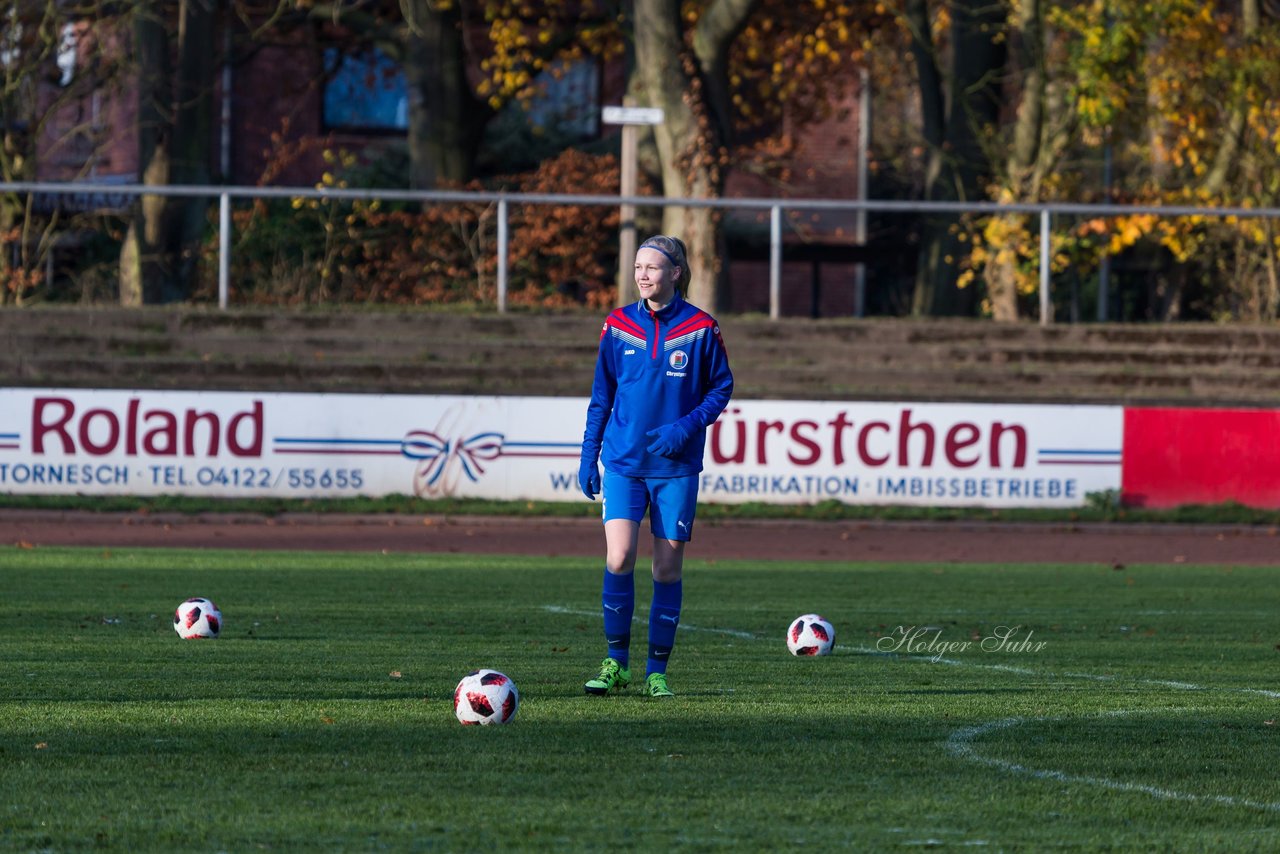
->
<box><xmin>546</xmin><ymin>602</ymin><xmax>1280</xmax><ymax>813</ymax></box>
<box><xmin>901</xmin><ymin>840</ymin><xmax>990</xmax><ymax>848</ymax></box>
<box><xmin>543</xmin><ymin>604</ymin><xmax>1280</xmax><ymax>700</ymax></box>
<box><xmin>945</xmin><ymin>712</ymin><xmax>1280</xmax><ymax>814</ymax></box>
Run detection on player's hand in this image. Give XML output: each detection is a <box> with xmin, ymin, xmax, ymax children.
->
<box><xmin>578</xmin><ymin>457</ymin><xmax>601</xmax><ymax>500</ymax></box>
<box><xmin>645</xmin><ymin>421</ymin><xmax>693</xmax><ymax>458</ymax></box>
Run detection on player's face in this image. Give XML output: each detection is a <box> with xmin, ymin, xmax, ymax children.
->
<box><xmin>635</xmin><ymin>247</ymin><xmax>678</xmax><ymax>307</ymax></box>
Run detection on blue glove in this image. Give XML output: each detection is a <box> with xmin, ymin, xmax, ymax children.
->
<box><xmin>645</xmin><ymin>420</ymin><xmax>695</xmax><ymax>458</ymax></box>
<box><xmin>578</xmin><ymin>456</ymin><xmax>601</xmax><ymax>500</ymax></box>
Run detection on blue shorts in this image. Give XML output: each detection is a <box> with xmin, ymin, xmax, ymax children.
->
<box><xmin>601</xmin><ymin>471</ymin><xmax>699</xmax><ymax>541</ymax></box>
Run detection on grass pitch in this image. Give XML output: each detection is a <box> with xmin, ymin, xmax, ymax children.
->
<box><xmin>2</xmin><ymin>546</ymin><xmax>1278</xmax><ymax>851</ymax></box>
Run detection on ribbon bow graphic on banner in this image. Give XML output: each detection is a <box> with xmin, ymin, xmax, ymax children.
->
<box><xmin>402</xmin><ymin>429</ymin><xmax>505</xmax><ymax>495</ymax></box>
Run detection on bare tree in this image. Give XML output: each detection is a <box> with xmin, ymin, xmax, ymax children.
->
<box><xmin>1</xmin><ymin>0</ymin><xmax>127</xmax><ymax>304</ymax></box>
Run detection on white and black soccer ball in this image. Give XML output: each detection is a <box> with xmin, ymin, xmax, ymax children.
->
<box><xmin>787</xmin><ymin>613</ymin><xmax>835</xmax><ymax>656</ymax></box>
<box><xmin>453</xmin><ymin>669</ymin><xmax>519</xmax><ymax>726</ymax></box>
<box><xmin>174</xmin><ymin>597</ymin><xmax>222</xmax><ymax>639</ymax></box>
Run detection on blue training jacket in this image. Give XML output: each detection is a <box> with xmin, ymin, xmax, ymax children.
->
<box><xmin>581</xmin><ymin>293</ymin><xmax>734</xmax><ymax>477</ymax></box>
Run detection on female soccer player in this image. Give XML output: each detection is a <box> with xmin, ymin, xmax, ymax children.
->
<box><xmin>577</xmin><ymin>235</ymin><xmax>734</xmax><ymax>698</ymax></box>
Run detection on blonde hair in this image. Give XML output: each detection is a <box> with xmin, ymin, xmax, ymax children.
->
<box><xmin>638</xmin><ymin>235</ymin><xmax>691</xmax><ymax>291</ymax></box>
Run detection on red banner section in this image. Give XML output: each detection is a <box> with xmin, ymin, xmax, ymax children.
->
<box><xmin>1122</xmin><ymin>407</ymin><xmax>1280</xmax><ymax>508</ymax></box>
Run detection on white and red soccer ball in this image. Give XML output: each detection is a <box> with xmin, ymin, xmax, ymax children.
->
<box><xmin>787</xmin><ymin>613</ymin><xmax>835</xmax><ymax>656</ymax></box>
<box><xmin>453</xmin><ymin>669</ymin><xmax>519</xmax><ymax>725</ymax></box>
<box><xmin>174</xmin><ymin>597</ymin><xmax>222</xmax><ymax>639</ymax></box>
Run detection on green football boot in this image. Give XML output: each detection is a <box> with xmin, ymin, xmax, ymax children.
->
<box><xmin>644</xmin><ymin>672</ymin><xmax>675</xmax><ymax>698</ymax></box>
<box><xmin>584</xmin><ymin>657</ymin><xmax>631</xmax><ymax>695</ymax></box>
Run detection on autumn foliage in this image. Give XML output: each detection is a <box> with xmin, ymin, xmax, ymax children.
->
<box><xmin>948</xmin><ymin>0</ymin><xmax>1280</xmax><ymax>320</ymax></box>
<box><xmin>223</xmin><ymin>148</ymin><xmax>621</xmax><ymax>309</ymax></box>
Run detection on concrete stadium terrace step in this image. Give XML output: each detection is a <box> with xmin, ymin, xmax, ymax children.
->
<box><xmin>3</xmin><ymin>306</ymin><xmax>1280</xmax><ymax>406</ymax></box>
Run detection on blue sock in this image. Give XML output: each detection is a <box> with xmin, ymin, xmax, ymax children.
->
<box><xmin>601</xmin><ymin>569</ymin><xmax>634</xmax><ymax>667</ymax></box>
<box><xmin>647</xmin><ymin>579</ymin><xmax>682</xmax><ymax>675</ymax></box>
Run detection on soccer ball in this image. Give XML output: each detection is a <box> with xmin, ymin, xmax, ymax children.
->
<box><xmin>173</xmin><ymin>597</ymin><xmax>222</xmax><ymax>639</ymax></box>
<box><xmin>453</xmin><ymin>669</ymin><xmax>519</xmax><ymax>726</ymax></box>
<box><xmin>787</xmin><ymin>613</ymin><xmax>835</xmax><ymax>656</ymax></box>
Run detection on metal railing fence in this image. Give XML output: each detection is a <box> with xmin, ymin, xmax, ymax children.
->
<box><xmin>5</xmin><ymin>180</ymin><xmax>1280</xmax><ymax>324</ymax></box>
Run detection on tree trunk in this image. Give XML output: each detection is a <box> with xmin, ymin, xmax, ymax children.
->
<box><xmin>988</xmin><ymin>0</ymin><xmax>1044</xmax><ymax>322</ymax></box>
<box><xmin>908</xmin><ymin>0</ymin><xmax>1006</xmax><ymax>317</ymax></box>
<box><xmin>911</xmin><ymin>221</ymin><xmax>968</xmax><ymax>316</ymax></box>
<box><xmin>985</xmin><ymin>217</ymin><xmax>1023</xmax><ymax>322</ymax></box>
<box><xmin>120</xmin><ymin>0</ymin><xmax>170</xmax><ymax>306</ymax></box>
<box><xmin>172</xmin><ymin>0</ymin><xmax>216</xmax><ymax>290</ymax></box>
<box><xmin>120</xmin><ymin>0</ymin><xmax>216</xmax><ymax>305</ymax></box>
<box><xmin>400</xmin><ymin>0</ymin><xmax>489</xmax><ymax>187</ymax></box>
<box><xmin>632</xmin><ymin>0</ymin><xmax>757</xmax><ymax>313</ymax></box>
<box><xmin>1200</xmin><ymin>0</ymin><xmax>1256</xmax><ymax>195</ymax></box>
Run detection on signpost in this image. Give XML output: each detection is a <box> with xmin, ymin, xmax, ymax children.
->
<box><xmin>602</xmin><ymin>104</ymin><xmax>664</xmax><ymax>306</ymax></box>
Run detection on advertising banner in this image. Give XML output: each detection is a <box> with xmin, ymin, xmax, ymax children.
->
<box><xmin>1122</xmin><ymin>407</ymin><xmax>1280</xmax><ymax>509</ymax></box>
<box><xmin>0</xmin><ymin>389</ymin><xmax>1123</xmax><ymax>507</ymax></box>
<box><xmin>702</xmin><ymin>400</ymin><xmax>1121</xmax><ymax>507</ymax></box>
